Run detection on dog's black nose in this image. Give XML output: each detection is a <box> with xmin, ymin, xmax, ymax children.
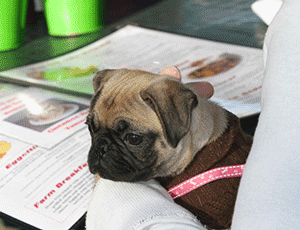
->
<box><xmin>99</xmin><ymin>137</ymin><xmax>111</xmax><ymax>156</ymax></box>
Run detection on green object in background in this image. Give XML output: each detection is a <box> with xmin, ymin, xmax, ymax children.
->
<box><xmin>42</xmin><ymin>66</ymin><xmax>98</xmax><ymax>80</ymax></box>
<box><xmin>0</xmin><ymin>0</ymin><xmax>28</xmax><ymax>51</ymax></box>
<box><xmin>44</xmin><ymin>0</ymin><xmax>105</xmax><ymax>37</ymax></box>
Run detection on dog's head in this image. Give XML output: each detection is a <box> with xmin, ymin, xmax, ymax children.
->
<box><xmin>86</xmin><ymin>68</ymin><xmax>220</xmax><ymax>182</ymax></box>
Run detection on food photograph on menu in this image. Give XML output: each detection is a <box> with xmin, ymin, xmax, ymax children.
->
<box><xmin>4</xmin><ymin>98</ymin><xmax>87</xmax><ymax>132</ymax></box>
<box><xmin>0</xmin><ymin>88</ymin><xmax>90</xmax><ymax>148</ymax></box>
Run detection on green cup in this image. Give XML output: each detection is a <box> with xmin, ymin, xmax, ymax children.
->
<box><xmin>0</xmin><ymin>0</ymin><xmax>28</xmax><ymax>51</ymax></box>
<box><xmin>44</xmin><ymin>0</ymin><xmax>105</xmax><ymax>37</ymax></box>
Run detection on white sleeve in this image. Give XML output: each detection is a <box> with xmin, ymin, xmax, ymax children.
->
<box><xmin>86</xmin><ymin>178</ymin><xmax>206</xmax><ymax>230</ymax></box>
<box><xmin>232</xmin><ymin>0</ymin><xmax>300</xmax><ymax>229</ymax></box>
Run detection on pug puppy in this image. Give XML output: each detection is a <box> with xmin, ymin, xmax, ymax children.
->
<box><xmin>87</xmin><ymin>68</ymin><xmax>252</xmax><ymax>229</ymax></box>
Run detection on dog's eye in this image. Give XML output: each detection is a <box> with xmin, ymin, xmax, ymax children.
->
<box><xmin>125</xmin><ymin>134</ymin><xmax>143</xmax><ymax>145</ymax></box>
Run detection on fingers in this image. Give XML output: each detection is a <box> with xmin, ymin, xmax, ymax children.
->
<box><xmin>159</xmin><ymin>66</ymin><xmax>181</xmax><ymax>80</ymax></box>
<box><xmin>186</xmin><ymin>81</ymin><xmax>214</xmax><ymax>99</ymax></box>
<box><xmin>160</xmin><ymin>66</ymin><xmax>214</xmax><ymax>99</ymax></box>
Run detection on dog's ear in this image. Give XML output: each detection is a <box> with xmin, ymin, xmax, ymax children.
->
<box><xmin>140</xmin><ymin>79</ymin><xmax>198</xmax><ymax>148</ymax></box>
<box><xmin>93</xmin><ymin>70</ymin><xmax>113</xmax><ymax>92</ymax></box>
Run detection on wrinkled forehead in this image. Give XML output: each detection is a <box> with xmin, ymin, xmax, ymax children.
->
<box><xmin>90</xmin><ymin>70</ymin><xmax>158</xmax><ymax>111</ymax></box>
<box><xmin>89</xmin><ymin>70</ymin><xmax>163</xmax><ymax>130</ymax></box>
<box><xmin>102</xmin><ymin>70</ymin><xmax>158</xmax><ymax>97</ymax></box>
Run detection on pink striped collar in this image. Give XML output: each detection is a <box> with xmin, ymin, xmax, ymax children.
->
<box><xmin>168</xmin><ymin>164</ymin><xmax>245</xmax><ymax>199</ymax></box>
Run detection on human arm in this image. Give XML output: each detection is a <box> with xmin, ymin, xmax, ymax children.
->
<box><xmin>232</xmin><ymin>0</ymin><xmax>300</xmax><ymax>229</ymax></box>
<box><xmin>86</xmin><ymin>179</ymin><xmax>206</xmax><ymax>230</ymax></box>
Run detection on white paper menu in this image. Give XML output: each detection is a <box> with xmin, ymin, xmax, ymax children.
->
<box><xmin>0</xmin><ymin>25</ymin><xmax>264</xmax><ymax>117</ymax></box>
<box><xmin>0</xmin><ymin>87</ymin><xmax>90</xmax><ymax>149</ymax></box>
<box><xmin>0</xmin><ymin>128</ymin><xmax>93</xmax><ymax>230</ymax></box>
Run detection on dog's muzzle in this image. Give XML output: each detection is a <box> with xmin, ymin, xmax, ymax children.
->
<box><xmin>87</xmin><ymin>132</ymin><xmax>156</xmax><ymax>182</ymax></box>
<box><xmin>97</xmin><ymin>136</ymin><xmax>111</xmax><ymax>157</ymax></box>
<box><xmin>88</xmin><ymin>133</ymin><xmax>115</xmax><ymax>174</ymax></box>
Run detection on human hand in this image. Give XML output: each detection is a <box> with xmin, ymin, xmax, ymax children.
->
<box><xmin>160</xmin><ymin>66</ymin><xmax>214</xmax><ymax>98</ymax></box>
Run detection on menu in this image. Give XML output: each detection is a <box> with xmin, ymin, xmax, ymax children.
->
<box><xmin>0</xmin><ymin>87</ymin><xmax>90</xmax><ymax>149</ymax></box>
<box><xmin>0</xmin><ymin>83</ymin><xmax>26</xmax><ymax>98</ymax></box>
<box><xmin>0</xmin><ymin>25</ymin><xmax>264</xmax><ymax>117</ymax></box>
<box><xmin>0</xmin><ymin>82</ymin><xmax>94</xmax><ymax>230</ymax></box>
<box><xmin>0</xmin><ymin>129</ymin><xmax>93</xmax><ymax>230</ymax></box>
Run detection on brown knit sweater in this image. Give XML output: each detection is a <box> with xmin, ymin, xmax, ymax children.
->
<box><xmin>157</xmin><ymin>112</ymin><xmax>252</xmax><ymax>229</ymax></box>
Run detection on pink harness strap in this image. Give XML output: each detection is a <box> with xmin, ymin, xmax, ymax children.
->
<box><xmin>168</xmin><ymin>164</ymin><xmax>245</xmax><ymax>199</ymax></box>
